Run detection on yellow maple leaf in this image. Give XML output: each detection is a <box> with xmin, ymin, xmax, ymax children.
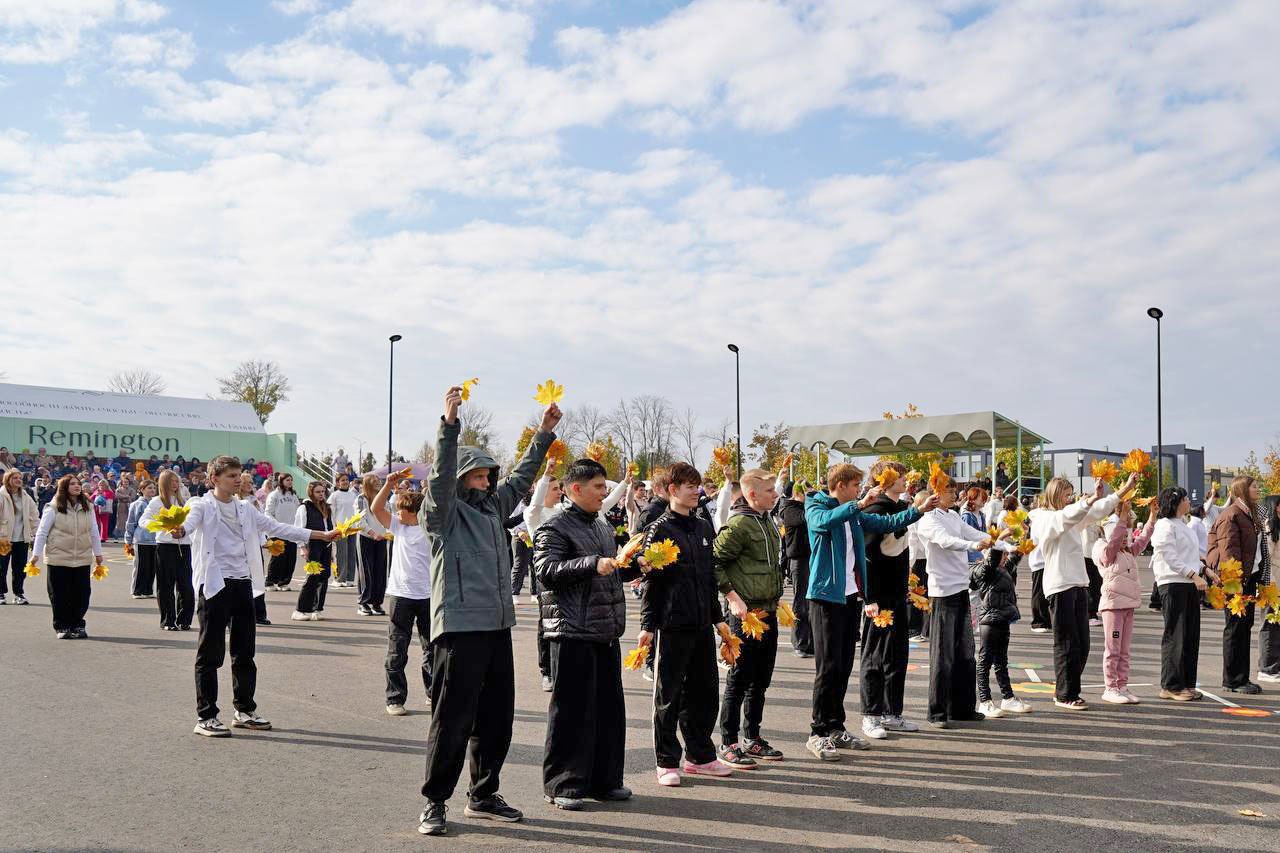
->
<box><xmin>909</xmin><ymin>591</ymin><xmax>931</xmax><ymax>612</ymax></box>
<box><xmin>928</xmin><ymin>461</ymin><xmax>950</xmax><ymax>494</ymax></box>
<box><xmin>1218</xmin><ymin>558</ymin><xmax>1244</xmax><ymax>583</ymax></box>
<box><xmin>876</xmin><ymin>468</ymin><xmax>900</xmax><ymax>490</ymax></box>
<box><xmin>988</xmin><ymin>524</ymin><xmax>1000</xmax><ymax>540</ymax></box>
<box><xmin>776</xmin><ymin>602</ymin><xmax>796</xmax><ymax>627</ymax></box>
<box><xmin>123</xmin><ymin>543</ymin><xmax>135</xmax><ymax>558</ymax></box>
<box><xmin>518</xmin><ymin>530</ymin><xmax>532</xmax><ymax>547</ymax></box>
<box><xmin>1121</xmin><ymin>448</ymin><xmax>1151</xmax><ymax>475</ymax></box>
<box><xmin>585</xmin><ymin>441</ymin><xmax>607</xmax><ymax>462</ymax></box>
<box><xmin>144</xmin><ymin>503</ymin><xmax>191</xmax><ymax>534</ymax></box>
<box><xmin>1205</xmin><ymin>585</ymin><xmax>1226</xmax><ymax>610</ymax></box>
<box><xmin>1227</xmin><ymin>594</ymin><xmax>1250</xmax><ymax>617</ymax></box>
<box><xmin>534</xmin><ymin>379</ymin><xmax>565</xmax><ymax>406</ymax></box>
<box><xmin>1090</xmin><ymin>459</ymin><xmax>1120</xmax><ymax>483</ymax></box>
<box><xmin>334</xmin><ymin>510</ymin><xmax>366</xmax><ymax>539</ymax></box>
<box><xmin>546</xmin><ymin>439</ymin><xmax>569</xmax><ymax>464</ymax></box>
<box><xmin>91</xmin><ymin>564</ymin><xmax>108</xmax><ymax>581</ymax></box>
<box><xmin>460</xmin><ymin>377</ymin><xmax>479</xmax><ymax>401</ymax></box>
<box><xmin>623</xmin><ymin>645</ymin><xmax>649</xmax><ymax>671</ymax></box>
<box><xmin>1255</xmin><ymin>583</ymin><xmax>1280</xmax><ymax>611</ymax></box>
<box><xmin>303</xmin><ymin>560</ymin><xmax>324</xmax><ymax>575</ymax></box>
<box><xmin>712</xmin><ymin>446</ymin><xmax>732</xmax><ymax>469</ymax></box>
<box><xmin>1267</xmin><ymin>609</ymin><xmax>1280</xmax><ymax>625</ymax></box>
<box><xmin>1134</xmin><ymin>495</ymin><xmax>1158</xmax><ymax>508</ymax></box>
<box><xmin>905</xmin><ymin>470</ymin><xmax>924</xmax><ymax>485</ymax></box>
<box><xmin>1017</xmin><ymin>538</ymin><xmax>1037</xmax><ymax>555</ymax></box>
<box><xmin>627</xmin><ymin>461</ymin><xmax>640</xmax><ymax>479</ymax></box>
<box><xmin>719</xmin><ymin>634</ymin><xmax>743</xmax><ymax>666</ymax></box>
<box><xmin>24</xmin><ymin>562</ymin><xmax>40</xmax><ymax>577</ymax></box>
<box><xmin>330</xmin><ymin>562</ymin><xmax>339</xmax><ymax>577</ymax></box>
<box><xmin>873</xmin><ymin>609</ymin><xmax>894</xmax><ymax>628</ymax></box>
<box><xmin>265</xmin><ymin>539</ymin><xmax>286</xmax><ymax>556</ymax></box>
<box><xmin>641</xmin><ymin>538</ymin><xmax>680</xmax><ymax>570</ymax></box>
<box><xmin>740</xmin><ymin>609</ymin><xmax>769</xmax><ymax>640</ymax></box>
<box><xmin>0</xmin><ymin>538</ymin><xmax>10</xmax><ymax>556</ymax></box>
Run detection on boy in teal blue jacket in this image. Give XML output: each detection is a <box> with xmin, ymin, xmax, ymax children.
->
<box><xmin>803</xmin><ymin>463</ymin><xmax>934</xmax><ymax>760</ymax></box>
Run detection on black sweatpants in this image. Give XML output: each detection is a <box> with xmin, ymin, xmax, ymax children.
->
<box><xmin>47</xmin><ymin>564</ymin><xmax>91</xmax><ymax>632</ymax></box>
<box><xmin>0</xmin><ymin>540</ymin><xmax>29</xmax><ymax>597</ymax></box>
<box><xmin>860</xmin><ymin>598</ymin><xmax>910</xmax><ymax>718</ymax></box>
<box><xmin>422</xmin><ymin>629</ymin><xmax>514</xmax><ymax>803</ymax></box>
<box><xmin>544</xmin><ymin>638</ymin><xmax>625</xmax><ymax>798</ymax></box>
<box><xmin>719</xmin><ymin>608</ymin><xmax>779</xmax><ymax>745</ymax></box>
<box><xmin>652</xmin><ymin>626</ymin><xmax>719</xmax><ymax>769</ymax></box>
<box><xmin>296</xmin><ymin>568</ymin><xmax>329</xmax><ymax>614</ymax></box>
<box><xmin>927</xmin><ymin>590</ymin><xmax>976</xmax><ymax>723</ymax></box>
<box><xmin>909</xmin><ymin>559</ymin><xmax>929</xmax><ymax>638</ymax></box>
<box><xmin>1085</xmin><ymin>558</ymin><xmax>1103</xmax><ymax>619</ymax></box>
<box><xmin>789</xmin><ymin>559</ymin><xmax>813</xmax><ymax>654</ymax></box>
<box><xmin>156</xmin><ymin>543</ymin><xmax>194</xmax><ymax>628</ymax></box>
<box><xmin>977</xmin><ymin>622</ymin><xmax>1013</xmax><ymax>703</ymax></box>
<box><xmin>1222</xmin><ymin>575</ymin><xmax>1257</xmax><ymax>688</ymax></box>
<box><xmin>810</xmin><ymin>594</ymin><xmax>860</xmax><ymax>737</ymax></box>
<box><xmin>1149</xmin><ymin>580</ymin><xmax>1163</xmax><ymax>610</ymax></box>
<box><xmin>385</xmin><ymin>595</ymin><xmax>432</xmax><ymax>706</ymax></box>
<box><xmin>194</xmin><ymin>578</ymin><xmax>257</xmax><ymax>720</ymax></box>
<box><xmin>1049</xmin><ymin>586</ymin><xmax>1089</xmax><ymax>702</ymax></box>
<box><xmin>131</xmin><ymin>543</ymin><xmax>156</xmax><ymax>597</ymax></box>
<box><xmin>266</xmin><ymin>541</ymin><xmax>297</xmax><ymax>587</ymax></box>
<box><xmin>357</xmin><ymin>536</ymin><xmax>387</xmax><ymax>608</ymax></box>
<box><xmin>1160</xmin><ymin>583</ymin><xmax>1201</xmax><ymax>692</ymax></box>
<box><xmin>1259</xmin><ymin>616</ymin><xmax>1280</xmax><ymax>677</ymax></box>
<box><xmin>1030</xmin><ymin>570</ymin><xmax>1052</xmax><ymax>629</ymax></box>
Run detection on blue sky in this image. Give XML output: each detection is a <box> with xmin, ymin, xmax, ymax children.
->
<box><xmin>0</xmin><ymin>0</ymin><xmax>1277</xmax><ymax>469</ymax></box>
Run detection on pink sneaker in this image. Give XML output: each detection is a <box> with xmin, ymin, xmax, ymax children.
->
<box><xmin>682</xmin><ymin>759</ymin><xmax>732</xmax><ymax>777</ymax></box>
<box><xmin>656</xmin><ymin>767</ymin><xmax>681</xmax><ymax>787</ymax></box>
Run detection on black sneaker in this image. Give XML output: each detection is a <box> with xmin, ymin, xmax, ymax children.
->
<box><xmin>1226</xmin><ymin>682</ymin><xmax>1263</xmax><ymax>695</ymax></box>
<box><xmin>742</xmin><ymin>738</ymin><xmax>784</xmax><ymax>761</ymax></box>
<box><xmin>74</xmin><ymin>627</ymin><xmax>88</xmax><ymax>639</ymax></box>
<box><xmin>418</xmin><ymin>801</ymin><xmax>447</xmax><ymax>836</ymax></box>
<box><xmin>717</xmin><ymin>743</ymin><xmax>757</xmax><ymax>769</ymax></box>
<box><xmin>357</xmin><ymin>604</ymin><xmax>373</xmax><ymax>616</ymax></box>
<box><xmin>372</xmin><ymin>605</ymin><xmax>386</xmax><ymax>615</ymax></box>
<box><xmin>464</xmin><ymin>794</ymin><xmax>522</xmax><ymax>822</ymax></box>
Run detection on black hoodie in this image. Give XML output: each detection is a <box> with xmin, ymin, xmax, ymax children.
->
<box><xmin>861</xmin><ymin>493</ymin><xmax>915</xmax><ymax>607</ymax></box>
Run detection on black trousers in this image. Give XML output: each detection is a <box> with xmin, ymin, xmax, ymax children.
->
<box><xmin>789</xmin><ymin>559</ymin><xmax>813</xmax><ymax>653</ymax></box>
<box><xmin>156</xmin><ymin>543</ymin><xmax>195</xmax><ymax>628</ymax></box>
<box><xmin>386</xmin><ymin>595</ymin><xmax>433</xmax><ymax>705</ymax></box>
<box><xmin>1085</xmin><ymin>559</ymin><xmax>1103</xmax><ymax>619</ymax></box>
<box><xmin>861</xmin><ymin>597</ymin><xmax>911</xmax><ymax>717</ymax></box>
<box><xmin>719</xmin><ymin>607</ymin><xmax>778</xmax><ymax>744</ymax></box>
<box><xmin>1259</xmin><ymin>614</ymin><xmax>1280</xmax><ymax>677</ymax></box>
<box><xmin>266</xmin><ymin>541</ymin><xmax>297</xmax><ymax>587</ymax></box>
<box><xmin>544</xmin><ymin>638</ymin><xmax>625</xmax><ymax>798</ymax></box>
<box><xmin>1030</xmin><ymin>570</ymin><xmax>1052</xmax><ymax>629</ymax></box>
<box><xmin>1149</xmin><ymin>580</ymin><xmax>1163</xmax><ymax>610</ymax></box>
<box><xmin>1049</xmin><ymin>586</ymin><xmax>1089</xmax><ymax>702</ymax></box>
<box><xmin>296</xmin><ymin>568</ymin><xmax>329</xmax><ymax>614</ymax></box>
<box><xmin>1160</xmin><ymin>583</ymin><xmax>1201</xmax><ymax>692</ymax></box>
<box><xmin>510</xmin><ymin>537</ymin><xmax>537</xmax><ymax>596</ymax></box>
<box><xmin>928</xmin><ymin>591</ymin><xmax>977</xmax><ymax>722</ymax></box>
<box><xmin>357</xmin><ymin>536</ymin><xmax>388</xmax><ymax>607</ymax></box>
<box><xmin>131</xmin><ymin>543</ymin><xmax>157</xmax><ymax>597</ymax></box>
<box><xmin>254</xmin><ymin>594</ymin><xmax>268</xmax><ymax>622</ymax></box>
<box><xmin>194</xmin><ymin>579</ymin><xmax>257</xmax><ymax>720</ymax></box>
<box><xmin>537</xmin><ymin>609</ymin><xmax>550</xmax><ymax>676</ymax></box>
<box><xmin>977</xmin><ymin>622</ymin><xmax>1013</xmax><ymax>702</ymax></box>
<box><xmin>909</xmin><ymin>559</ymin><xmax>929</xmax><ymax>638</ymax></box>
<box><xmin>422</xmin><ymin>629</ymin><xmax>514</xmax><ymax>803</ymax></box>
<box><xmin>810</xmin><ymin>594</ymin><xmax>860</xmax><ymax>737</ymax></box>
<box><xmin>47</xmin><ymin>564</ymin><xmax>91</xmax><ymax>632</ymax></box>
<box><xmin>1222</xmin><ymin>574</ymin><xmax>1257</xmax><ymax>688</ymax></box>
<box><xmin>0</xmin><ymin>539</ymin><xmax>29</xmax><ymax>597</ymax></box>
<box><xmin>652</xmin><ymin>626</ymin><xmax>718</xmax><ymax>768</ymax></box>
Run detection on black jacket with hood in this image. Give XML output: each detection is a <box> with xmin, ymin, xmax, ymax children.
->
<box><xmin>639</xmin><ymin>509</ymin><xmax>720</xmax><ymax>632</ymax></box>
<box><xmin>861</xmin><ymin>493</ymin><xmax>916</xmax><ymax>607</ymax></box>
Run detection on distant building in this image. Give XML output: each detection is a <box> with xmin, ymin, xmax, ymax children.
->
<box><xmin>1043</xmin><ymin>444</ymin><xmax>1205</xmax><ymax>501</ymax></box>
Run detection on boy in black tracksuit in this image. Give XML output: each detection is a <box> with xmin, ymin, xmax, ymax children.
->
<box><xmin>774</xmin><ymin>481</ymin><xmax>812</xmax><ymax>656</ymax></box>
<box><xmin>638</xmin><ymin>463</ymin><xmax>729</xmax><ymax>784</ymax></box>
<box><xmin>971</xmin><ymin>549</ymin><xmax>1025</xmax><ymax>715</ymax></box>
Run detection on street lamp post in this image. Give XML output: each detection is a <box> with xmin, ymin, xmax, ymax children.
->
<box><xmin>388</xmin><ymin>334</ymin><xmax>402</xmax><ymax>474</ymax></box>
<box><xmin>727</xmin><ymin>344</ymin><xmax>742</xmax><ymax>481</ymax></box>
<box><xmin>1147</xmin><ymin>308</ymin><xmax>1163</xmax><ymax>497</ymax></box>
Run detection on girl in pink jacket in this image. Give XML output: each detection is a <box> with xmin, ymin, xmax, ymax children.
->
<box><xmin>1092</xmin><ymin>503</ymin><xmax>1155</xmax><ymax>705</ymax></box>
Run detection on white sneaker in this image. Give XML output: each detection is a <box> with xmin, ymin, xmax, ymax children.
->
<box><xmin>310</xmin><ymin>612</ymin><xmax>322</xmax><ymax>621</ymax></box>
<box><xmin>290</xmin><ymin>611</ymin><xmax>310</xmax><ymax>621</ymax></box>
<box><xmin>1121</xmin><ymin>688</ymin><xmax>1141</xmax><ymax>704</ymax></box>
<box><xmin>1030</xmin><ymin>626</ymin><xmax>1050</xmax><ymax>634</ymax></box>
<box><xmin>1088</xmin><ymin>618</ymin><xmax>1102</xmax><ymax>627</ymax></box>
<box><xmin>386</xmin><ymin>704</ymin><xmax>407</xmax><ymax>716</ymax></box>
<box><xmin>861</xmin><ymin>716</ymin><xmax>888</xmax><ymax>740</ymax></box>
<box><xmin>1101</xmin><ymin>688</ymin><xmax>1128</xmax><ymax>704</ymax></box>
<box><xmin>1257</xmin><ymin>671</ymin><xmax>1280</xmax><ymax>684</ymax></box>
<box><xmin>512</xmin><ymin>595</ymin><xmax>520</xmax><ymax>606</ymax></box>
<box><xmin>231</xmin><ymin>710</ymin><xmax>271</xmax><ymax>730</ymax></box>
<box><xmin>880</xmin><ymin>715</ymin><xmax>919</xmax><ymax>732</ymax></box>
<box><xmin>977</xmin><ymin>701</ymin><xmax>1005</xmax><ymax>719</ymax></box>
<box><xmin>1000</xmin><ymin>697</ymin><xmax>1032</xmax><ymax>714</ymax></box>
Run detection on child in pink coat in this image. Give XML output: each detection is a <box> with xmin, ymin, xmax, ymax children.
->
<box><xmin>1092</xmin><ymin>502</ymin><xmax>1155</xmax><ymax>704</ymax></box>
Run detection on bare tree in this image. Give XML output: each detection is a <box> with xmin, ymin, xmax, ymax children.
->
<box><xmin>673</xmin><ymin>407</ymin><xmax>702</xmax><ymax>464</ymax></box>
<box><xmin>414</xmin><ymin>441</ymin><xmax>437</xmax><ymax>466</ymax></box>
<box><xmin>216</xmin><ymin>360</ymin><xmax>291</xmax><ymax>425</ymax></box>
<box><xmin>108</xmin><ymin>369</ymin><xmax>167</xmax><ymax>396</ymax></box>
<box><xmin>701</xmin><ymin>416</ymin><xmax>734</xmax><ymax>450</ymax></box>
<box><xmin>609</xmin><ymin>395</ymin><xmax>676</xmax><ymax>470</ymax></box>
<box><xmin>561</xmin><ymin>404</ymin><xmax>610</xmax><ymax>448</ymax></box>
<box><xmin>460</xmin><ymin>405</ymin><xmax>498</xmax><ymax>451</ymax></box>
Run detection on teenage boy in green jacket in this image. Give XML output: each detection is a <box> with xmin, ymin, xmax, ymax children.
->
<box><xmin>714</xmin><ymin>468</ymin><xmax>785</xmax><ymax>767</ymax></box>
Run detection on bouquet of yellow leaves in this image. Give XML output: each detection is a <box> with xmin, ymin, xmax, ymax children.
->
<box><xmin>144</xmin><ymin>503</ymin><xmax>191</xmax><ymax>534</ymax></box>
<box><xmin>1017</xmin><ymin>538</ymin><xmax>1037</xmax><ymax>555</ymax></box>
<box><xmin>534</xmin><ymin>379</ymin><xmax>565</xmax><ymax>406</ymax></box>
<box><xmin>928</xmin><ymin>461</ymin><xmax>950</xmax><ymax>494</ymax></box>
<box><xmin>716</xmin><ymin>622</ymin><xmax>742</xmax><ymax>666</ymax></box>
<box><xmin>124</xmin><ymin>542</ymin><xmax>135</xmax><ymax>558</ymax></box>
<box><xmin>712</xmin><ymin>446</ymin><xmax>733</xmax><ymax>469</ymax></box>
<box><xmin>265</xmin><ymin>539</ymin><xmax>286</xmax><ymax>557</ymax></box>
<box><xmin>91</xmin><ymin>564</ymin><xmax>108</xmax><ymax>581</ymax></box>
<box><xmin>627</xmin><ymin>461</ymin><xmax>640</xmax><ymax>479</ymax></box>
<box><xmin>1205</xmin><ymin>585</ymin><xmax>1227</xmax><ymax>610</ymax></box>
<box><xmin>909</xmin><ymin>589</ymin><xmax>931</xmax><ymax>612</ymax></box>
<box><xmin>740</xmin><ymin>609</ymin><xmax>769</xmax><ymax>640</ymax></box>
<box><xmin>1090</xmin><ymin>459</ymin><xmax>1120</xmax><ymax>484</ymax></box>
<box><xmin>641</xmin><ymin>539</ymin><xmax>680</xmax><ymax>571</ymax></box>
<box><xmin>876</xmin><ymin>467</ymin><xmax>900</xmax><ymax>490</ymax></box>
<box><xmin>623</xmin><ymin>645</ymin><xmax>649</xmax><ymax>671</ymax></box>
<box><xmin>905</xmin><ymin>469</ymin><xmax>924</xmax><ymax>486</ymax></box>
<box><xmin>1219</xmin><ymin>557</ymin><xmax>1244</xmax><ymax>594</ymax></box>
<box><xmin>872</xmin><ymin>609</ymin><xmax>894</xmax><ymax>628</ymax></box>
<box><xmin>585</xmin><ymin>441</ymin><xmax>607</xmax><ymax>462</ymax></box>
<box><xmin>1227</xmin><ymin>594</ymin><xmax>1250</xmax><ymax>617</ymax></box>
<box><xmin>0</xmin><ymin>538</ymin><xmax>10</xmax><ymax>557</ymax></box>
<box><xmin>1121</xmin><ymin>448</ymin><xmax>1151</xmax><ymax>475</ymax></box>
<box><xmin>334</xmin><ymin>510</ymin><xmax>366</xmax><ymax>539</ymax></box>
<box><xmin>303</xmin><ymin>560</ymin><xmax>324</xmax><ymax>575</ymax></box>
<box><xmin>1256</xmin><ymin>582</ymin><xmax>1280</xmax><ymax>612</ymax></box>
<box><xmin>24</xmin><ymin>562</ymin><xmax>39</xmax><ymax>578</ymax></box>
<box><xmin>776</xmin><ymin>601</ymin><xmax>796</xmax><ymax>627</ymax></box>
<box><xmin>545</xmin><ymin>439</ymin><xmax>569</xmax><ymax>465</ymax></box>
<box><xmin>616</xmin><ymin>533</ymin><xmax>647</xmax><ymax>567</ymax></box>
<box><xmin>460</xmin><ymin>377</ymin><xmax>479</xmax><ymax>401</ymax></box>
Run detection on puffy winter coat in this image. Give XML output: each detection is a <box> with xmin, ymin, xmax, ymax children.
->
<box><xmin>713</xmin><ymin>499</ymin><xmax>783</xmax><ymax>610</ymax></box>
<box><xmin>534</xmin><ymin>502</ymin><xmax>640</xmax><ymax>642</ymax></box>
<box><xmin>970</xmin><ymin>550</ymin><xmax>1021</xmax><ymax>626</ymax></box>
<box><xmin>1094</xmin><ymin>518</ymin><xmax>1153</xmax><ymax>611</ymax></box>
<box><xmin>1207</xmin><ymin>502</ymin><xmax>1260</xmax><ymax>575</ymax></box>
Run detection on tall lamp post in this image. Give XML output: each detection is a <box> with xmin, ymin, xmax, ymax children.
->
<box><xmin>727</xmin><ymin>344</ymin><xmax>742</xmax><ymax>481</ymax></box>
<box><xmin>1147</xmin><ymin>307</ymin><xmax>1163</xmax><ymax>497</ymax></box>
<box><xmin>388</xmin><ymin>334</ymin><xmax>402</xmax><ymax>473</ymax></box>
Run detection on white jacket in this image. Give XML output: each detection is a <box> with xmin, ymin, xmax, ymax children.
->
<box><xmin>140</xmin><ymin>496</ymin><xmax>192</xmax><ymax>545</ymax></box>
<box><xmin>183</xmin><ymin>493</ymin><xmax>311</xmax><ymax>600</ymax></box>
<box><xmin>918</xmin><ymin>509</ymin><xmax>991</xmax><ymax>598</ymax></box>
<box><xmin>1031</xmin><ymin>495</ymin><xmax>1119</xmax><ymax>597</ymax></box>
<box><xmin>1151</xmin><ymin>517</ymin><xmax>1203</xmax><ymax>586</ymax></box>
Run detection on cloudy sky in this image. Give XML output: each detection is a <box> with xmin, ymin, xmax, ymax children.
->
<box><xmin>1</xmin><ymin>0</ymin><xmax>1276</xmax><ymax>467</ymax></box>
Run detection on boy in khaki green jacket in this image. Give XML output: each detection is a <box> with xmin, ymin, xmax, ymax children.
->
<box><xmin>713</xmin><ymin>468</ymin><xmax>784</xmax><ymax>767</ymax></box>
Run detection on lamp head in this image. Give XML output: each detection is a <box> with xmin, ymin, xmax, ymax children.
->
<box><xmin>727</xmin><ymin>343</ymin><xmax>739</xmax><ymax>353</ymax></box>
<box><xmin>389</xmin><ymin>334</ymin><xmax>402</xmax><ymax>342</ymax></box>
<box><xmin>1146</xmin><ymin>307</ymin><xmax>1163</xmax><ymax>320</ymax></box>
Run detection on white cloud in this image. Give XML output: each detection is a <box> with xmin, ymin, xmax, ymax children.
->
<box><xmin>271</xmin><ymin>0</ymin><xmax>323</xmax><ymax>15</ymax></box>
<box><xmin>109</xmin><ymin>29</ymin><xmax>194</xmax><ymax>68</ymax></box>
<box><xmin>322</xmin><ymin>0</ymin><xmax>536</xmax><ymax>55</ymax></box>
<box><xmin>0</xmin><ymin>0</ymin><xmax>167</xmax><ymax>63</ymax></box>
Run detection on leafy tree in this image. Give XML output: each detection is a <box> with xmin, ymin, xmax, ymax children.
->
<box><xmin>216</xmin><ymin>360</ymin><xmax>290</xmax><ymax>425</ymax></box>
<box><xmin>361</xmin><ymin>452</ymin><xmax>375</xmax><ymax>474</ymax></box>
<box><xmin>749</xmin><ymin>421</ymin><xmax>790</xmax><ymax>471</ymax></box>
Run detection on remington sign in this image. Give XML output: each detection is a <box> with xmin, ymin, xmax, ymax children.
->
<box><xmin>27</xmin><ymin>425</ymin><xmax>180</xmax><ymax>455</ymax></box>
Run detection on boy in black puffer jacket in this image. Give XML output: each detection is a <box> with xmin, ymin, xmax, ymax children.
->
<box><xmin>970</xmin><ymin>548</ymin><xmax>1032</xmax><ymax>718</ymax></box>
